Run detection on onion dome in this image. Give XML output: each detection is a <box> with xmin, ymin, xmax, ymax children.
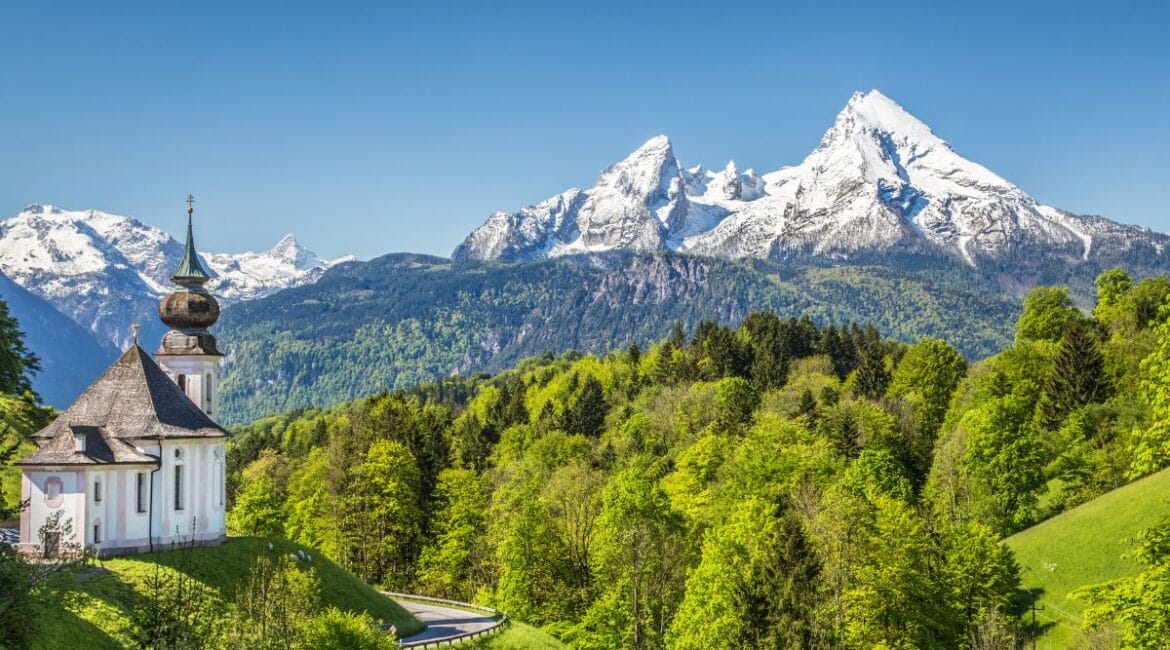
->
<box><xmin>157</xmin><ymin>196</ymin><xmax>222</xmax><ymax>357</ymax></box>
<box><xmin>159</xmin><ymin>289</ymin><xmax>220</xmax><ymax>330</ymax></box>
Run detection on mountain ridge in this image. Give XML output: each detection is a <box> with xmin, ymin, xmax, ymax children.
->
<box><xmin>455</xmin><ymin>90</ymin><xmax>1168</xmax><ymax>271</ymax></box>
<box><xmin>0</xmin><ymin>203</ymin><xmax>350</xmax><ymax>350</ymax></box>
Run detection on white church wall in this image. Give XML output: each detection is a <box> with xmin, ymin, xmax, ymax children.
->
<box><xmin>17</xmin><ymin>470</ymin><xmax>85</xmax><ymax>553</ymax></box>
<box><xmin>153</xmin><ymin>438</ymin><xmax>226</xmax><ymax>548</ymax></box>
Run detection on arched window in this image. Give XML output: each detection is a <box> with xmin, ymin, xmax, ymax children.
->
<box><xmin>44</xmin><ymin>477</ymin><xmax>63</xmax><ymax>508</ymax></box>
<box><xmin>174</xmin><ymin>464</ymin><xmax>184</xmax><ymax>511</ymax></box>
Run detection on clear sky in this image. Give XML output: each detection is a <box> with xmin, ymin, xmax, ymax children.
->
<box><xmin>1</xmin><ymin>1</ymin><xmax>1167</xmax><ymax>260</ymax></box>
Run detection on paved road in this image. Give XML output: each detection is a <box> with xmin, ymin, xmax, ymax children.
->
<box><xmin>392</xmin><ymin>598</ymin><xmax>500</xmax><ymax>645</ymax></box>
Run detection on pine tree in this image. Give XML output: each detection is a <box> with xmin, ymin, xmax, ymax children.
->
<box><xmin>563</xmin><ymin>375</ymin><xmax>607</xmax><ymax>438</ymax></box>
<box><xmin>1041</xmin><ymin>324</ymin><xmax>1110</xmax><ymax>428</ymax></box>
<box><xmin>854</xmin><ymin>339</ymin><xmax>891</xmax><ymax>400</ymax></box>
<box><xmin>0</xmin><ymin>300</ymin><xmax>39</xmax><ymax>397</ymax></box>
<box><xmin>736</xmin><ymin>506</ymin><xmax>821</xmax><ymax>649</ymax></box>
<box><xmin>797</xmin><ymin>389</ymin><xmax>818</xmax><ymax>421</ymax></box>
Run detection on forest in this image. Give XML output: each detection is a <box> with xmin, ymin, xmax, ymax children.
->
<box><xmin>223</xmin><ymin>267</ymin><xmax>1170</xmax><ymax>648</ymax></box>
<box><xmin>214</xmin><ymin>253</ymin><xmax>1021</xmax><ymax>423</ymax></box>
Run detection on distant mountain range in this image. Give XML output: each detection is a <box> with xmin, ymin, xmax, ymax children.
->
<box><xmin>0</xmin><ymin>204</ymin><xmax>349</xmax><ymax>405</ymax></box>
<box><xmin>5</xmin><ymin>89</ymin><xmax>1168</xmax><ymax>416</ymax></box>
<box><xmin>455</xmin><ymin>90</ymin><xmax>1168</xmax><ymax>271</ymax></box>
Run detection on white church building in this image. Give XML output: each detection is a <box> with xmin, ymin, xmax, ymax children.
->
<box><xmin>16</xmin><ymin>201</ymin><xmax>227</xmax><ymax>557</ymax></box>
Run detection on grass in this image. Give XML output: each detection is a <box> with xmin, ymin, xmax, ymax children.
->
<box><xmin>469</xmin><ymin>622</ymin><xmax>566</xmax><ymax>649</ymax></box>
<box><xmin>1</xmin><ymin>434</ymin><xmax>35</xmax><ymax>514</ymax></box>
<box><xmin>30</xmin><ymin>536</ymin><xmax>424</xmax><ymax>649</ymax></box>
<box><xmin>1006</xmin><ymin>467</ymin><xmax>1170</xmax><ymax>649</ymax></box>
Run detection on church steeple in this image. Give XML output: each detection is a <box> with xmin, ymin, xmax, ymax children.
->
<box><xmin>171</xmin><ymin>195</ymin><xmax>211</xmax><ymax>285</ymax></box>
<box><xmin>157</xmin><ymin>195</ymin><xmax>222</xmax><ymax>416</ymax></box>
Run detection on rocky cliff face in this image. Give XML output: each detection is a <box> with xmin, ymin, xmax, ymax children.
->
<box><xmin>455</xmin><ymin>90</ymin><xmax>1168</xmax><ymax>270</ymax></box>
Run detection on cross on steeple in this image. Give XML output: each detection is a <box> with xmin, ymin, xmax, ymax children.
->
<box><xmin>186</xmin><ymin>194</ymin><xmax>195</xmax><ymax>217</ymax></box>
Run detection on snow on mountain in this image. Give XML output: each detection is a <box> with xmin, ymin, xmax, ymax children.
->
<box><xmin>203</xmin><ymin>233</ymin><xmax>355</xmax><ymax>302</ymax></box>
<box><xmin>454</xmin><ymin>136</ymin><xmax>690</xmax><ymax>260</ymax></box>
<box><xmin>455</xmin><ymin>90</ymin><xmax>1167</xmax><ymax>268</ymax></box>
<box><xmin>0</xmin><ymin>204</ymin><xmax>349</xmax><ymax>348</ymax></box>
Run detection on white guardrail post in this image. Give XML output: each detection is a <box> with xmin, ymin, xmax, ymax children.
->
<box><xmin>382</xmin><ymin>591</ymin><xmax>510</xmax><ymax>648</ymax></box>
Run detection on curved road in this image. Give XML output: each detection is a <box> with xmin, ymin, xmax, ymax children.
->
<box><xmin>392</xmin><ymin>598</ymin><xmax>500</xmax><ymax>646</ymax></box>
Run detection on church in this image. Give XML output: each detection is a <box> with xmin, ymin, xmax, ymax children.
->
<box><xmin>15</xmin><ymin>199</ymin><xmax>227</xmax><ymax>558</ymax></box>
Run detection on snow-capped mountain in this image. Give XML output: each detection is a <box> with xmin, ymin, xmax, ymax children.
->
<box><xmin>0</xmin><ymin>204</ymin><xmax>351</xmax><ymax>348</ymax></box>
<box><xmin>455</xmin><ymin>90</ymin><xmax>1167</xmax><ymax>268</ymax></box>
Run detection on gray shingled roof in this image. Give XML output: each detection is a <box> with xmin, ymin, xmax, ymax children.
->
<box><xmin>19</xmin><ymin>346</ymin><xmax>225</xmax><ymax>466</ymax></box>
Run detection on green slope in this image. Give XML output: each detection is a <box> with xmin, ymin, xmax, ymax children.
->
<box><xmin>1006</xmin><ymin>467</ymin><xmax>1170</xmax><ymax>648</ymax></box>
<box><xmin>471</xmin><ymin>622</ymin><xmax>566</xmax><ymax>649</ymax></box>
<box><xmin>32</xmin><ymin>536</ymin><xmax>424</xmax><ymax>649</ymax></box>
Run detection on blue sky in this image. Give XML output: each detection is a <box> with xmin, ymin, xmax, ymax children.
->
<box><xmin>1</xmin><ymin>1</ymin><xmax>1167</xmax><ymax>260</ymax></box>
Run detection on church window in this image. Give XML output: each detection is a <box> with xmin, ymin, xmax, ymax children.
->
<box><xmin>206</xmin><ymin>373</ymin><xmax>213</xmax><ymax>413</ymax></box>
<box><xmin>177</xmin><ymin>374</ymin><xmax>187</xmax><ymax>393</ymax></box>
<box><xmin>94</xmin><ymin>478</ymin><xmax>102</xmax><ymax>503</ymax></box>
<box><xmin>137</xmin><ymin>473</ymin><xmax>147</xmax><ymax>513</ymax></box>
<box><xmin>174</xmin><ymin>465</ymin><xmax>184</xmax><ymax>511</ymax></box>
<box><xmin>93</xmin><ymin>521</ymin><xmax>102</xmax><ymax>544</ymax></box>
<box><xmin>74</xmin><ymin>433</ymin><xmax>86</xmax><ymax>452</ymax></box>
<box><xmin>215</xmin><ymin>460</ymin><xmax>224</xmax><ymax>508</ymax></box>
<box><xmin>44</xmin><ymin>477</ymin><xmax>63</xmax><ymax>507</ymax></box>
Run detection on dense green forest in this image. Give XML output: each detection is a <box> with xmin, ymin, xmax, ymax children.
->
<box><xmin>225</xmin><ymin>267</ymin><xmax>1170</xmax><ymax>648</ymax></box>
<box><xmin>216</xmin><ymin>253</ymin><xmax>1023</xmax><ymax>423</ymax></box>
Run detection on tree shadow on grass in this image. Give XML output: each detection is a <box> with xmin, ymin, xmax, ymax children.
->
<box><xmin>1013</xmin><ymin>587</ymin><xmax>1057</xmax><ymax>641</ymax></box>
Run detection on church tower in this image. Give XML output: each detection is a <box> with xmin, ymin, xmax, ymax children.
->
<box><xmin>156</xmin><ymin>196</ymin><xmax>222</xmax><ymax>416</ymax></box>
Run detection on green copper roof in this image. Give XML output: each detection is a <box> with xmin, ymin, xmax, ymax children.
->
<box><xmin>171</xmin><ymin>213</ymin><xmax>211</xmax><ymax>284</ymax></box>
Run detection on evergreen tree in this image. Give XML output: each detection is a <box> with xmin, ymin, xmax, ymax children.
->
<box><xmin>736</xmin><ymin>505</ymin><xmax>822</xmax><ymax>649</ymax></box>
<box><xmin>668</xmin><ymin>321</ymin><xmax>687</xmax><ymax>349</ymax></box>
<box><xmin>797</xmin><ymin>389</ymin><xmax>818</xmax><ymax>421</ymax></box>
<box><xmin>1041</xmin><ymin>324</ymin><xmax>1111</xmax><ymax>428</ymax></box>
<box><xmin>563</xmin><ymin>375</ymin><xmax>607</xmax><ymax>438</ymax></box>
<box><xmin>0</xmin><ymin>299</ymin><xmax>39</xmax><ymax>398</ymax></box>
<box><xmin>853</xmin><ymin>328</ymin><xmax>891</xmax><ymax>400</ymax></box>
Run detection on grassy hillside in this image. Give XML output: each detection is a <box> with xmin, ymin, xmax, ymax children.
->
<box><xmin>1006</xmin><ymin>467</ymin><xmax>1170</xmax><ymax>648</ymax></box>
<box><xmin>472</xmin><ymin>622</ymin><xmax>566</xmax><ymax>649</ymax></box>
<box><xmin>31</xmin><ymin>536</ymin><xmax>424</xmax><ymax>649</ymax></box>
<box><xmin>1</xmin><ymin>393</ymin><xmax>50</xmax><ymax>514</ymax></box>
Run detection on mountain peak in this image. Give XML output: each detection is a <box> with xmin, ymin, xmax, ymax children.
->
<box><xmin>636</xmin><ymin>134</ymin><xmax>672</xmax><ymax>152</ymax></box>
<box><xmin>831</xmin><ymin>89</ymin><xmax>937</xmax><ymax>144</ymax></box>
<box><xmin>271</xmin><ymin>233</ymin><xmax>300</xmax><ymax>255</ymax></box>
<box><xmin>22</xmin><ymin>203</ymin><xmax>63</xmax><ymax>216</ymax></box>
<box><xmin>595</xmin><ymin>134</ymin><xmax>682</xmax><ymax>207</ymax></box>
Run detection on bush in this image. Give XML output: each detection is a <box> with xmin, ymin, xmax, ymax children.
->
<box><xmin>297</xmin><ymin>607</ymin><xmax>397</xmax><ymax>650</ymax></box>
